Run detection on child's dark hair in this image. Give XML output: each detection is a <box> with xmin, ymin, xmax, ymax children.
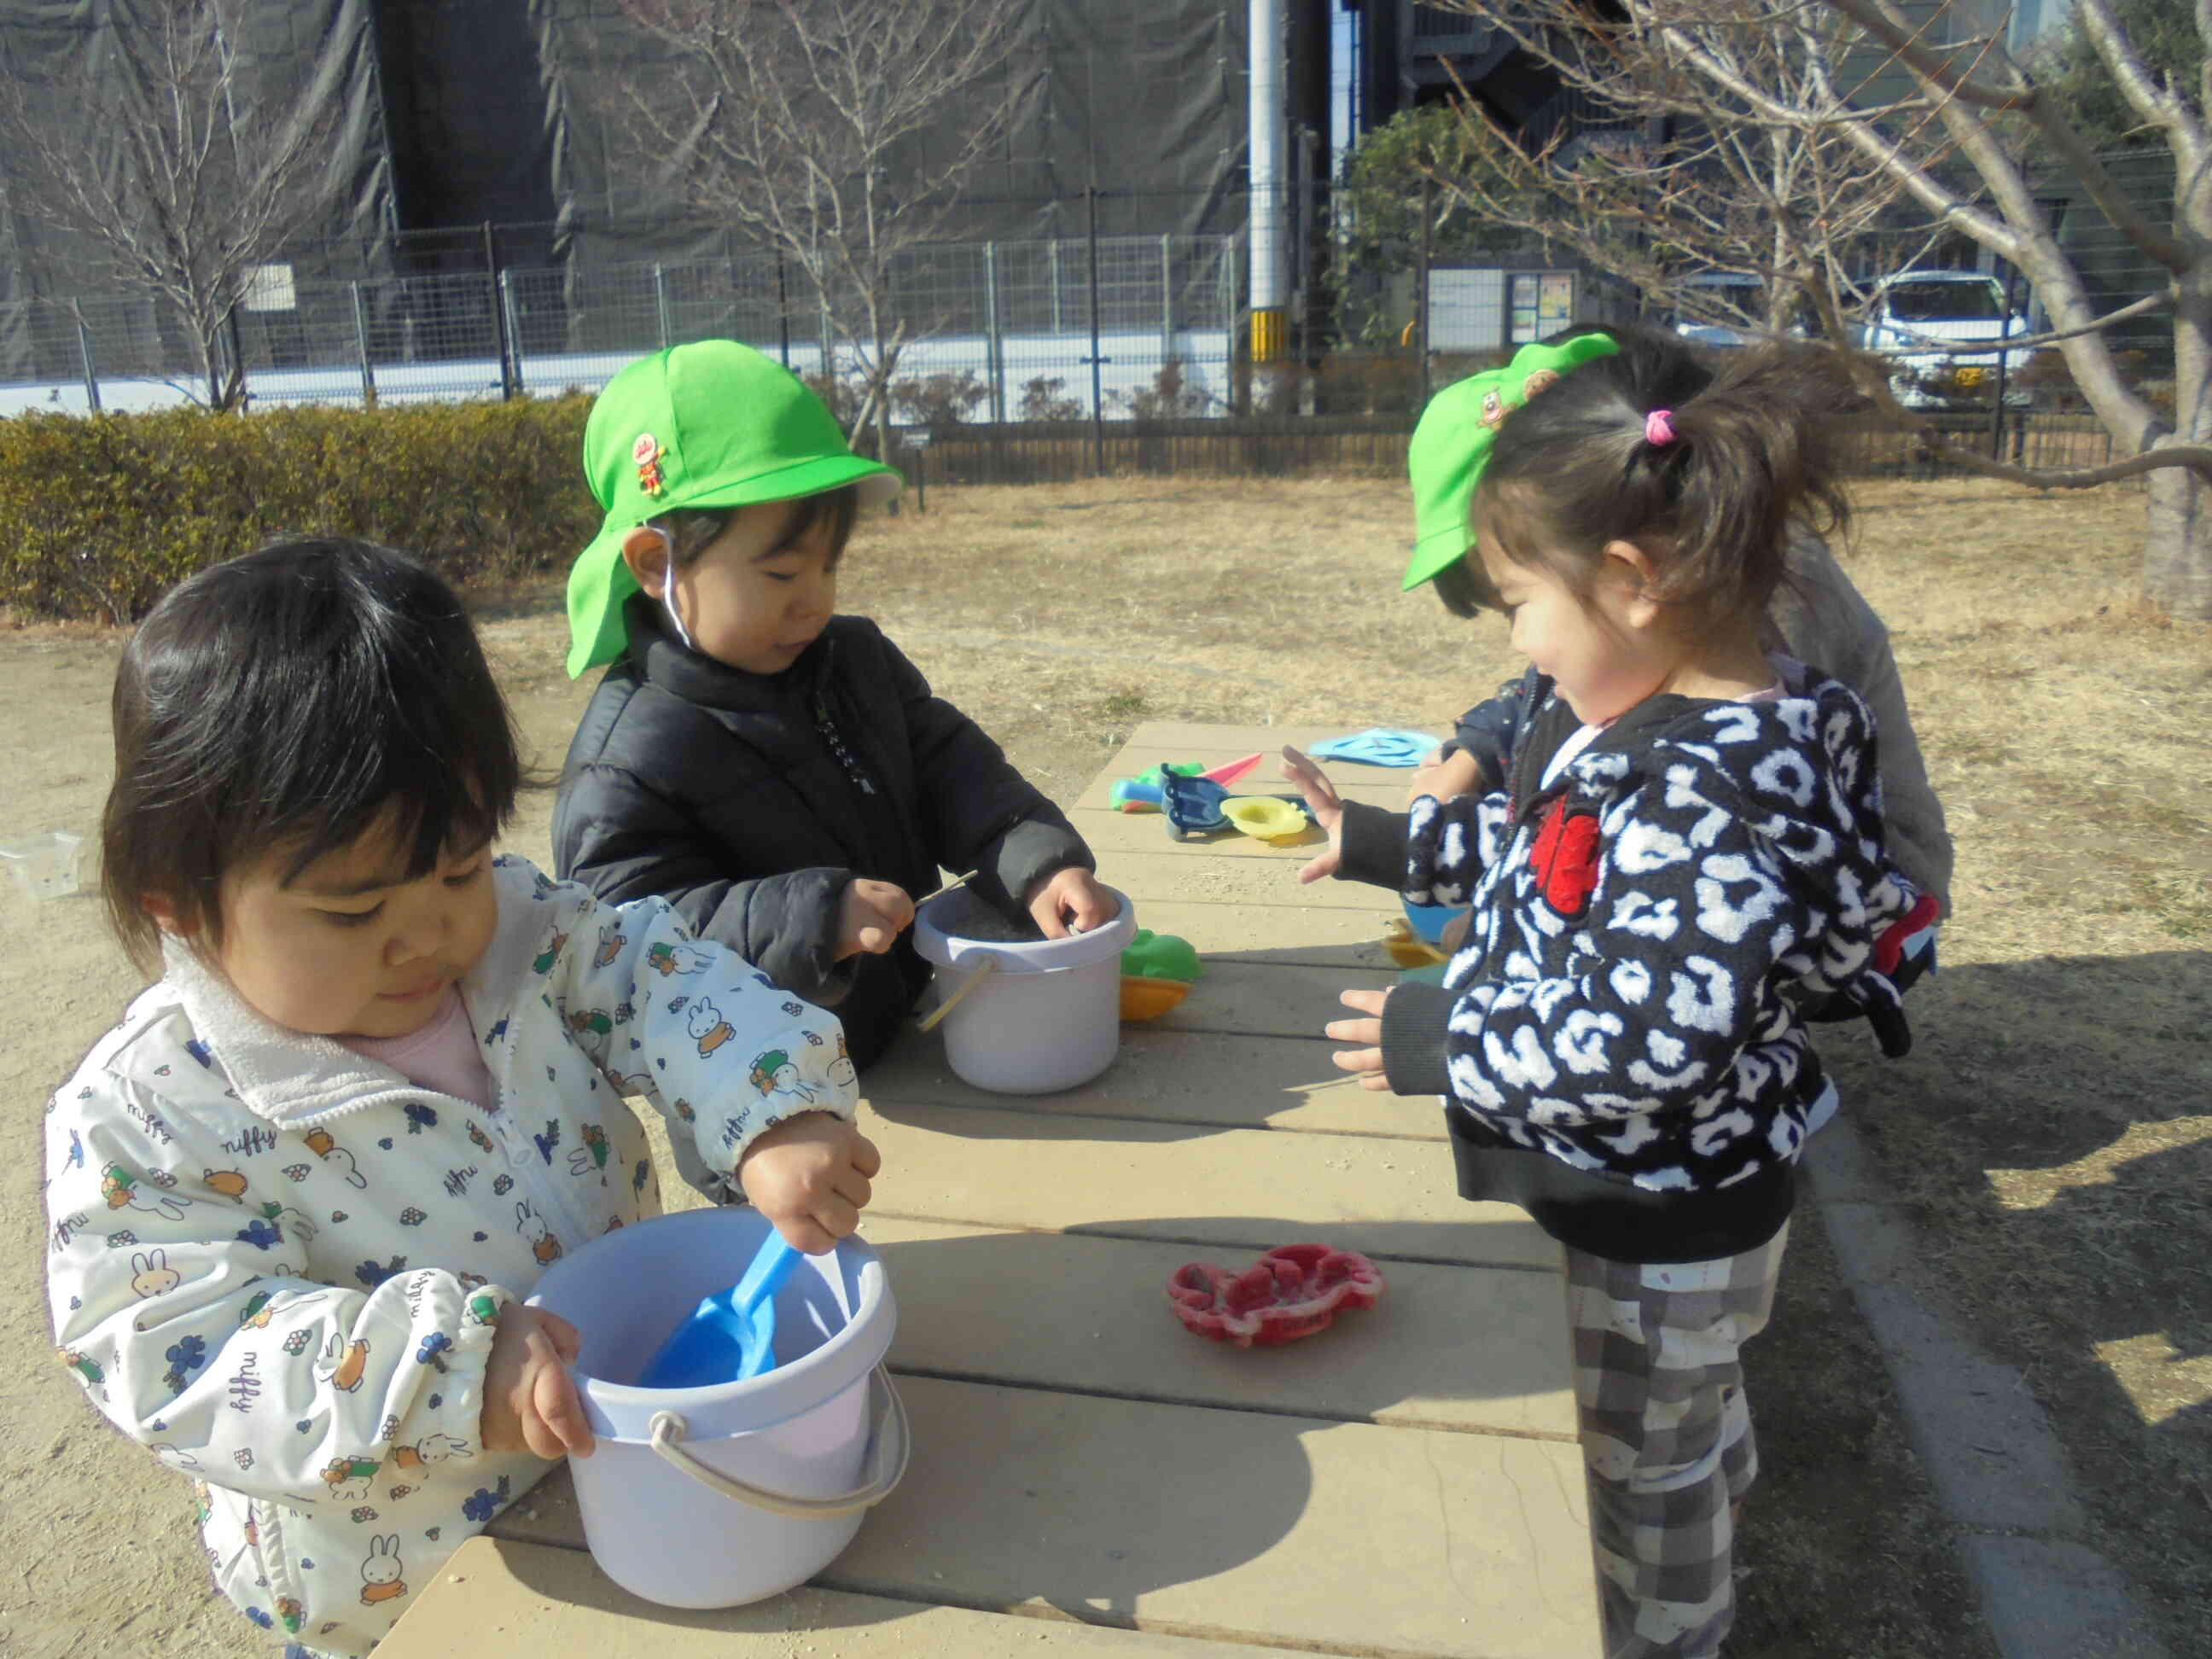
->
<box><xmin>101</xmin><ymin>538</ymin><xmax>522</xmax><ymax>969</ymax></box>
<box><xmin>1478</xmin><ymin>326</ymin><xmax>1854</xmax><ymax>629</ymax></box>
<box><xmin>649</xmin><ymin>485</ymin><xmax>860</xmax><ymax>568</ymax></box>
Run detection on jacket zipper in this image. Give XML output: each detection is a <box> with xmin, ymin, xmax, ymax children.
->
<box><xmin>812</xmin><ymin>691</ymin><xmax>879</xmax><ymax>797</ymax></box>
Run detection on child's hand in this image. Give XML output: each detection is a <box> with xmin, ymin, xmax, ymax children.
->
<box><xmin>838</xmin><ymin>877</ymin><xmax>916</xmax><ymax>958</ymax></box>
<box><xmin>1324</xmin><ymin>987</ymin><xmax>1393</xmax><ymax>1092</ymax></box>
<box><xmin>1279</xmin><ymin>746</ymin><xmax>1347</xmax><ymax>883</ymax></box>
<box><xmin>737</xmin><ymin>1110</ymin><xmax>882</xmax><ymax>1254</ymax></box>
<box><xmin>1027</xmin><ymin>867</ymin><xmax>1120</xmax><ymax>938</ymax></box>
<box><xmin>480</xmin><ymin>1304</ymin><xmax>596</xmax><ymax>1460</ymax></box>
<box><xmin>1407</xmin><ymin>746</ymin><xmax>1484</xmax><ymax>808</ymax></box>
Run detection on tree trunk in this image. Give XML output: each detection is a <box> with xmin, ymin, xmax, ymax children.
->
<box><xmin>2143</xmin><ymin>467</ymin><xmax>2212</xmax><ymax>620</ymax></box>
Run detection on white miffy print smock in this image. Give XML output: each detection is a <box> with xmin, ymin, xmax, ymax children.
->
<box><xmin>44</xmin><ymin>855</ymin><xmax>857</xmax><ymax>1656</ymax></box>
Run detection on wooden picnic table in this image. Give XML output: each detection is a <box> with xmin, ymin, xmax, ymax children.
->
<box><xmin>380</xmin><ymin>723</ymin><xmax>1601</xmax><ymax>1659</ymax></box>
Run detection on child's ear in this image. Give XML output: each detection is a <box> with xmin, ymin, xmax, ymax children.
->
<box><xmin>1601</xmin><ymin>538</ymin><xmax>1664</xmax><ymax>629</ymax></box>
<box><xmin>143</xmin><ymin>892</ymin><xmax>181</xmax><ymax>934</ymax></box>
<box><xmin>620</xmin><ymin>527</ymin><xmax>672</xmax><ymax>599</ymax></box>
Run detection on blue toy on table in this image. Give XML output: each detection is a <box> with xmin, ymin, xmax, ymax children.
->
<box><xmin>1306</xmin><ymin>728</ymin><xmax>1444</xmax><ymax>767</ymax></box>
<box><xmin>635</xmin><ymin>1231</ymin><xmax>800</xmax><ymax>1388</ymax></box>
<box><xmin>1158</xmin><ymin>768</ymin><xmax>1314</xmax><ymax>841</ymax></box>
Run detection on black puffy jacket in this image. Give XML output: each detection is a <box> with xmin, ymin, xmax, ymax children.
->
<box><xmin>553</xmin><ymin>598</ymin><xmax>1092</xmax><ymax>1068</ymax></box>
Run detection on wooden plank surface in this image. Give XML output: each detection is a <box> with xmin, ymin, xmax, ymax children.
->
<box><xmin>864</xmin><ymin>1025</ymin><xmax>1448</xmax><ymax>1139</ymax></box>
<box><xmin>416</xmin><ymin>720</ymin><xmax>1598</xmax><ymax>1659</ymax></box>
<box><xmin>863</xmin><ymin>1216</ymin><xmax>1576</xmax><ymax>1439</ymax></box>
<box><xmin>494</xmin><ymin>1377</ymin><xmax>1599</xmax><ymax>1659</ymax></box>
<box><xmin>860</xmin><ymin>1103</ymin><xmax>1559</xmax><ymax>1272</ymax></box>
<box><xmin>382</xmin><ymin>1537</ymin><xmax>1341</xmax><ymax>1658</ymax></box>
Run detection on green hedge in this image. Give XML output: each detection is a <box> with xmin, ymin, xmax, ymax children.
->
<box><xmin>0</xmin><ymin>398</ymin><xmax>599</xmax><ymax>621</ymax></box>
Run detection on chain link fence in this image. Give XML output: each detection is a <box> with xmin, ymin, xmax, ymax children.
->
<box><xmin>0</xmin><ymin>228</ymin><xmax>1241</xmax><ymax>421</ymax></box>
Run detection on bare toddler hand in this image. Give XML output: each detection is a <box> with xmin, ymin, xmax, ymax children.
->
<box><xmin>480</xmin><ymin>1303</ymin><xmax>595</xmax><ymax>1460</ymax></box>
<box><xmin>737</xmin><ymin>1110</ymin><xmax>882</xmax><ymax>1254</ymax></box>
<box><xmin>1027</xmin><ymin>866</ymin><xmax>1120</xmax><ymax>938</ymax></box>
<box><xmin>1279</xmin><ymin>746</ymin><xmax>1347</xmax><ymax>883</ymax></box>
<box><xmin>838</xmin><ymin>878</ymin><xmax>915</xmax><ymax>958</ymax></box>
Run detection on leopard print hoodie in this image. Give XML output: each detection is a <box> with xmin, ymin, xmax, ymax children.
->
<box><xmin>1343</xmin><ymin>670</ymin><xmax>1927</xmax><ymax>1261</ymax></box>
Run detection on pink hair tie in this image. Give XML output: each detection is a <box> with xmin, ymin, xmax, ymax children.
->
<box><xmin>1644</xmin><ymin>408</ymin><xmax>1676</xmax><ymax>447</ymax></box>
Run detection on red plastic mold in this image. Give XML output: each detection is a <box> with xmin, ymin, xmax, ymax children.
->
<box><xmin>1167</xmin><ymin>1243</ymin><xmax>1383</xmax><ymax>1347</ymax></box>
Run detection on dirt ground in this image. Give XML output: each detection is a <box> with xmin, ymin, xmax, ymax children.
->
<box><xmin>3</xmin><ymin>475</ymin><xmax>2207</xmax><ymax>1657</ymax></box>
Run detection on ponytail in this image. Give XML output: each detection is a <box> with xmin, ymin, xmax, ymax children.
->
<box><xmin>1478</xmin><ymin>339</ymin><xmax>1857</xmax><ymax>629</ymax></box>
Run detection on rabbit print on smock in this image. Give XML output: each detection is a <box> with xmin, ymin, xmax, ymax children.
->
<box><xmin>44</xmin><ymin>856</ymin><xmax>856</xmax><ymax>1656</ymax></box>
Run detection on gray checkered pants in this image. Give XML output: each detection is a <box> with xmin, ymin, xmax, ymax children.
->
<box><xmin>1566</xmin><ymin>1225</ymin><xmax>1789</xmax><ymax>1659</ymax></box>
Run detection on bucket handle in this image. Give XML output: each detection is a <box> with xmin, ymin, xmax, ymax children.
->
<box><xmin>914</xmin><ymin>953</ymin><xmax>1002</xmax><ymax>1033</ymax></box>
<box><xmin>645</xmin><ymin>1363</ymin><xmax>911</xmax><ymax>1520</ymax></box>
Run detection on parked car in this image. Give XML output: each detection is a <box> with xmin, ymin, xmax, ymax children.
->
<box><xmin>1857</xmin><ymin>270</ymin><xmax>2032</xmax><ymax>407</ymax></box>
<box><xmin>1668</xmin><ymin>271</ymin><xmax>1769</xmax><ymax>348</ymax></box>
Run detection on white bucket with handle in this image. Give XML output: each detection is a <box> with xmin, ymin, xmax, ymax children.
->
<box><xmin>911</xmin><ymin>882</ymin><xmax>1135</xmax><ymax>1094</ymax></box>
<box><xmin>527</xmin><ymin>1207</ymin><xmax>907</xmax><ymax>1608</ymax></box>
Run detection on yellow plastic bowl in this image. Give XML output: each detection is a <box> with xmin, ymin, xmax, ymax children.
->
<box><xmin>1220</xmin><ymin>796</ymin><xmax>1308</xmax><ymax>841</ymax></box>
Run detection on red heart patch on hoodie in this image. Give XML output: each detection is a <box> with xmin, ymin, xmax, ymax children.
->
<box><xmin>1531</xmin><ymin>799</ymin><xmax>1602</xmax><ymax>916</ymax></box>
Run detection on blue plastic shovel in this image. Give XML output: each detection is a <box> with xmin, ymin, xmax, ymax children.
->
<box><xmin>635</xmin><ymin>1232</ymin><xmax>802</xmax><ymax>1389</ymax></box>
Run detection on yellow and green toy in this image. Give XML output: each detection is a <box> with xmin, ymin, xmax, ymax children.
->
<box><xmin>1120</xmin><ymin>928</ymin><xmax>1202</xmax><ymax>1022</ymax></box>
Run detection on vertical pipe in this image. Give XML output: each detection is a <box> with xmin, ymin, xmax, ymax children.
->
<box><xmin>75</xmin><ymin>311</ymin><xmax>101</xmax><ymax>414</ymax></box>
<box><xmin>1989</xmin><ymin>264</ymin><xmax>2020</xmax><ymax>460</ymax></box>
<box><xmin>499</xmin><ymin>270</ymin><xmax>523</xmax><ymax>399</ymax></box>
<box><xmin>1248</xmin><ymin>0</ymin><xmax>1287</xmax><ymax>362</ymax></box>
<box><xmin>1161</xmin><ymin>232</ymin><xmax>1174</xmax><ymax>364</ymax></box>
<box><xmin>352</xmin><ymin>282</ymin><xmax>376</xmax><ymax>408</ymax></box>
<box><xmin>776</xmin><ymin>253</ymin><xmax>792</xmax><ymax>367</ymax></box>
<box><xmin>1087</xmin><ymin>184</ymin><xmax>1105</xmax><ymax>474</ymax></box>
<box><xmin>484</xmin><ymin>223</ymin><xmax>516</xmax><ymax>399</ymax></box>
<box><xmin>984</xmin><ymin>241</ymin><xmax>1005</xmax><ymax>424</ymax></box>
<box><xmin>654</xmin><ymin>264</ymin><xmax>671</xmax><ymax>350</ymax></box>
<box><xmin>1416</xmin><ymin>173</ymin><xmax>1433</xmax><ymax>410</ymax></box>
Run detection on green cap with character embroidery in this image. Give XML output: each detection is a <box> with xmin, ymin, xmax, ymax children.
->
<box><xmin>1402</xmin><ymin>331</ymin><xmax>1622</xmax><ymax>591</ymax></box>
<box><xmin>565</xmin><ymin>340</ymin><xmax>902</xmax><ymax>678</ymax></box>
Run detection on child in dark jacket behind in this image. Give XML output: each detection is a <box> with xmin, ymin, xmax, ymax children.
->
<box><xmin>556</xmin><ymin>341</ymin><xmax>1115</xmax><ymax>1073</ymax></box>
<box><xmin>1284</xmin><ymin>336</ymin><xmax>1936</xmax><ymax>1659</ymax></box>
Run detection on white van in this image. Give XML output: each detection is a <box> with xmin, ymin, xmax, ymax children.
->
<box><xmin>1859</xmin><ymin>270</ymin><xmax>2030</xmax><ymax>405</ymax></box>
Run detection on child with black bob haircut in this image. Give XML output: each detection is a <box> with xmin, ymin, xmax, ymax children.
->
<box><xmin>1285</xmin><ymin>338</ymin><xmax>1939</xmax><ymax>1658</ymax></box>
<box><xmin>47</xmin><ymin>538</ymin><xmax>874</xmax><ymax>1657</ymax></box>
<box><xmin>556</xmin><ymin>341</ymin><xmax>1116</xmax><ymax>1071</ymax></box>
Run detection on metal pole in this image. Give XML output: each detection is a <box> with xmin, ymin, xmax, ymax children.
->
<box><xmin>1086</xmin><ymin>184</ymin><xmax>1105</xmax><ymax>475</ymax></box>
<box><xmin>984</xmin><ymin>241</ymin><xmax>1004</xmax><ymax>424</ymax></box>
<box><xmin>483</xmin><ymin>222</ymin><xmax>518</xmax><ymax>399</ymax></box>
<box><xmin>1050</xmin><ymin>239</ymin><xmax>1063</xmax><ymax>334</ymax></box>
<box><xmin>224</xmin><ymin>306</ymin><xmax>247</xmax><ymax>409</ymax></box>
<box><xmin>75</xmin><ymin>312</ymin><xmax>100</xmax><ymax>413</ymax></box>
<box><xmin>654</xmin><ymin>264</ymin><xmax>671</xmax><ymax>349</ymax></box>
<box><xmin>1989</xmin><ymin>264</ymin><xmax>2020</xmax><ymax>460</ymax></box>
<box><xmin>351</xmin><ymin>282</ymin><xmax>376</xmax><ymax>407</ymax></box>
<box><xmin>1161</xmin><ymin>232</ymin><xmax>1174</xmax><ymax>364</ymax></box>
<box><xmin>776</xmin><ymin>253</ymin><xmax>791</xmax><ymax>368</ymax></box>
<box><xmin>499</xmin><ymin>270</ymin><xmax>523</xmax><ymax>399</ymax></box>
<box><xmin>1416</xmin><ymin>173</ymin><xmax>1434</xmax><ymax>410</ymax></box>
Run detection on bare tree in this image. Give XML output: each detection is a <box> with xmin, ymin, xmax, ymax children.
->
<box><xmin>1444</xmin><ymin>0</ymin><xmax>2212</xmax><ymax>620</ymax></box>
<box><xmin>0</xmin><ymin>0</ymin><xmax>348</xmax><ymax>412</ymax></box>
<box><xmin>1420</xmin><ymin>14</ymin><xmax>1934</xmax><ymax>347</ymax></box>
<box><xmin>609</xmin><ymin>0</ymin><xmax>1041</xmax><ymax>464</ymax></box>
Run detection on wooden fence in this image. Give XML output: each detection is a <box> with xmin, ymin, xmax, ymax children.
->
<box><xmin>904</xmin><ymin>411</ymin><xmax>2122</xmax><ymax>488</ymax></box>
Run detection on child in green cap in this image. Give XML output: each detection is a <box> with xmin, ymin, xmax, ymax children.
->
<box><xmin>1280</xmin><ymin>324</ymin><xmax>1949</xmax><ymax>1659</ymax></box>
<box><xmin>555</xmin><ymin>341</ymin><xmax>1115</xmax><ymax>1076</ymax></box>
<box><xmin>1403</xmin><ymin>322</ymin><xmax>1952</xmax><ymax>918</ymax></box>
